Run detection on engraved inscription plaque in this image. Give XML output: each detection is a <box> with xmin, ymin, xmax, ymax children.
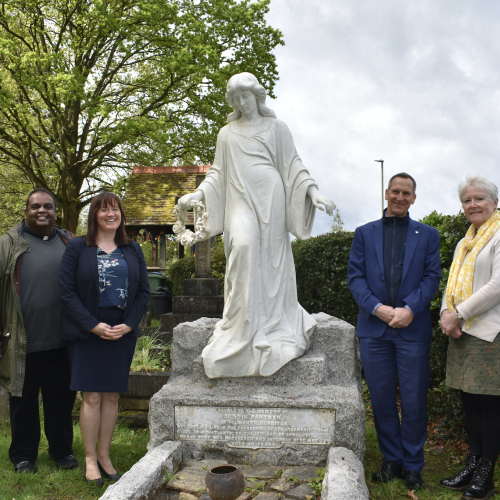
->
<box><xmin>175</xmin><ymin>406</ymin><xmax>335</xmax><ymax>450</ymax></box>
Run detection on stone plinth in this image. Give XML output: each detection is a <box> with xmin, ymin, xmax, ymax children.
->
<box><xmin>148</xmin><ymin>313</ymin><xmax>365</xmax><ymax>465</ymax></box>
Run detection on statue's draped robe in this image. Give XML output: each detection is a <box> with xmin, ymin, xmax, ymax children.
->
<box><xmin>198</xmin><ymin>117</ymin><xmax>317</xmax><ymax>378</ymax></box>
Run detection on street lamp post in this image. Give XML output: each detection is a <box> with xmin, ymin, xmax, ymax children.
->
<box><xmin>375</xmin><ymin>159</ymin><xmax>384</xmax><ymax>217</ymax></box>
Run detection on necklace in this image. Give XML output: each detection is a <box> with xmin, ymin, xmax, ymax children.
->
<box><xmin>97</xmin><ymin>242</ymin><xmax>117</xmax><ymax>254</ymax></box>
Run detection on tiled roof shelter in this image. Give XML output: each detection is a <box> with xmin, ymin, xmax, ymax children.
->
<box><xmin>122</xmin><ymin>165</ymin><xmax>210</xmax><ymax>269</ymax></box>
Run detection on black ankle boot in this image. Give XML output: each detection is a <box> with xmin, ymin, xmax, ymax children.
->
<box><xmin>462</xmin><ymin>458</ymin><xmax>497</xmax><ymax>500</ymax></box>
<box><xmin>440</xmin><ymin>454</ymin><xmax>481</xmax><ymax>491</ymax></box>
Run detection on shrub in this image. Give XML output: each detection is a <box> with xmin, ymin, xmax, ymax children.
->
<box><xmin>169</xmin><ymin>256</ymin><xmax>195</xmax><ymax>295</ymax></box>
<box><xmin>292</xmin><ymin>230</ymin><xmax>358</xmax><ymax>326</ymax></box>
<box><xmin>421</xmin><ymin>210</ymin><xmax>470</xmax><ymax>439</ymax></box>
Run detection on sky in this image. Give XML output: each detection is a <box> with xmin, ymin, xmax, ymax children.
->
<box><xmin>265</xmin><ymin>0</ymin><xmax>500</xmax><ymax>235</ymax></box>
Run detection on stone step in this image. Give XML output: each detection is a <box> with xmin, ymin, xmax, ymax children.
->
<box><xmin>191</xmin><ymin>351</ymin><xmax>327</xmax><ymax>386</ymax></box>
<box><xmin>172</xmin><ymin>295</ymin><xmax>224</xmax><ymax>315</ymax></box>
<box><xmin>183</xmin><ymin>278</ymin><xmax>221</xmax><ymax>297</ymax></box>
<box><xmin>160</xmin><ymin>313</ymin><xmax>222</xmax><ymax>334</ymax></box>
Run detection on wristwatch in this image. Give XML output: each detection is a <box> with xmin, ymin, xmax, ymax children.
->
<box><xmin>456</xmin><ymin>310</ymin><xmax>463</xmax><ymax>320</ymax></box>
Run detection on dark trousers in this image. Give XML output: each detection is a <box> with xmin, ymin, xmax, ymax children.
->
<box><xmin>9</xmin><ymin>347</ymin><xmax>76</xmax><ymax>464</ymax></box>
<box><xmin>360</xmin><ymin>328</ymin><xmax>430</xmax><ymax>471</ymax></box>
<box><xmin>462</xmin><ymin>391</ymin><xmax>500</xmax><ymax>462</ymax></box>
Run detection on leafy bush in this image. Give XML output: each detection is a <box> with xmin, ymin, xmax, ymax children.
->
<box><xmin>421</xmin><ymin>210</ymin><xmax>470</xmax><ymax>439</ymax></box>
<box><xmin>169</xmin><ymin>256</ymin><xmax>195</xmax><ymax>295</ymax></box>
<box><xmin>292</xmin><ymin>230</ymin><xmax>358</xmax><ymax>326</ymax></box>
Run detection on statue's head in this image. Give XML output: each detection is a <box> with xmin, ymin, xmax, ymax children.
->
<box><xmin>225</xmin><ymin>72</ymin><xmax>276</xmax><ymax>122</ymax></box>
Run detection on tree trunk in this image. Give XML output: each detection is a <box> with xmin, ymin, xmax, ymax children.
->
<box><xmin>59</xmin><ymin>188</ymin><xmax>82</xmax><ymax>233</ymax></box>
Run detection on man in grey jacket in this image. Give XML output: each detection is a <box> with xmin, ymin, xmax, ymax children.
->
<box><xmin>0</xmin><ymin>188</ymin><xmax>77</xmax><ymax>473</ymax></box>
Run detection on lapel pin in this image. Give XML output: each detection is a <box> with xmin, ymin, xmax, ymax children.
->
<box><xmin>415</xmin><ymin>231</ymin><xmax>419</xmax><ymax>233</ymax></box>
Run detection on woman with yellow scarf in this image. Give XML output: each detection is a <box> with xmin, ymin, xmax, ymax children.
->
<box><xmin>439</xmin><ymin>175</ymin><xmax>500</xmax><ymax>500</ymax></box>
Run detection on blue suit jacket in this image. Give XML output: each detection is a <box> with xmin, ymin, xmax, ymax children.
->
<box><xmin>59</xmin><ymin>237</ymin><xmax>150</xmax><ymax>341</ymax></box>
<box><xmin>347</xmin><ymin>216</ymin><xmax>441</xmax><ymax>341</ymax></box>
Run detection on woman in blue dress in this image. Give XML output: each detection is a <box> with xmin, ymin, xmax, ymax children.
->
<box><xmin>59</xmin><ymin>192</ymin><xmax>149</xmax><ymax>484</ymax></box>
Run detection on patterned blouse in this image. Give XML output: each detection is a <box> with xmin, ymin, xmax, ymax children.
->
<box><xmin>97</xmin><ymin>247</ymin><xmax>129</xmax><ymax>309</ymax></box>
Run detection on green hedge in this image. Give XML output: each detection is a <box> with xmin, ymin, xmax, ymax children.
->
<box><xmin>421</xmin><ymin>210</ymin><xmax>470</xmax><ymax>440</ymax></box>
<box><xmin>170</xmin><ymin>256</ymin><xmax>195</xmax><ymax>296</ymax></box>
<box><xmin>292</xmin><ymin>230</ymin><xmax>358</xmax><ymax>326</ymax></box>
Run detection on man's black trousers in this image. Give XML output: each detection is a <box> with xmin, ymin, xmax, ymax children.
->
<box><xmin>9</xmin><ymin>347</ymin><xmax>76</xmax><ymax>464</ymax></box>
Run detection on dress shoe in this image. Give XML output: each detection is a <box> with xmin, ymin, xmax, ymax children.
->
<box><xmin>372</xmin><ymin>461</ymin><xmax>403</xmax><ymax>482</ymax></box>
<box><xmin>405</xmin><ymin>470</ymin><xmax>425</xmax><ymax>490</ymax></box>
<box><xmin>462</xmin><ymin>458</ymin><xmax>497</xmax><ymax>500</ymax></box>
<box><xmin>14</xmin><ymin>461</ymin><xmax>37</xmax><ymax>473</ymax></box>
<box><xmin>98</xmin><ymin>460</ymin><xmax>121</xmax><ymax>481</ymax></box>
<box><xmin>440</xmin><ymin>454</ymin><xmax>481</xmax><ymax>491</ymax></box>
<box><xmin>54</xmin><ymin>454</ymin><xmax>79</xmax><ymax>470</ymax></box>
<box><xmin>84</xmin><ymin>464</ymin><xmax>104</xmax><ymax>486</ymax></box>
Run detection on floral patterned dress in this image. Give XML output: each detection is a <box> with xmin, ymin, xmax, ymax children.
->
<box><xmin>97</xmin><ymin>247</ymin><xmax>129</xmax><ymax>308</ymax></box>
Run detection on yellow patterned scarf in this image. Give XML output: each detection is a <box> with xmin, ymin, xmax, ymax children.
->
<box><xmin>446</xmin><ymin>211</ymin><xmax>500</xmax><ymax>328</ymax></box>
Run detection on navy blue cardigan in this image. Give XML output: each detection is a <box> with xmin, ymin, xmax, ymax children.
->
<box><xmin>59</xmin><ymin>237</ymin><xmax>150</xmax><ymax>341</ymax></box>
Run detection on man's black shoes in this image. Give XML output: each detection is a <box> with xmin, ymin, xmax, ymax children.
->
<box><xmin>405</xmin><ymin>470</ymin><xmax>425</xmax><ymax>490</ymax></box>
<box><xmin>14</xmin><ymin>461</ymin><xmax>37</xmax><ymax>473</ymax></box>
<box><xmin>54</xmin><ymin>454</ymin><xmax>79</xmax><ymax>470</ymax></box>
<box><xmin>372</xmin><ymin>461</ymin><xmax>404</xmax><ymax>482</ymax></box>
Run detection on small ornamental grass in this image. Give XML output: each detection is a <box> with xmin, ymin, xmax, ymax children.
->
<box><xmin>130</xmin><ymin>332</ymin><xmax>171</xmax><ymax>373</ymax></box>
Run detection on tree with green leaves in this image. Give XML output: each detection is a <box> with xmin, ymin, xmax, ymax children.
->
<box><xmin>0</xmin><ymin>0</ymin><xmax>283</xmax><ymax>232</ymax></box>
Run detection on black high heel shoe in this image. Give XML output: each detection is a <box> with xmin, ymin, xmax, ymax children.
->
<box><xmin>97</xmin><ymin>460</ymin><xmax>121</xmax><ymax>481</ymax></box>
<box><xmin>84</xmin><ymin>464</ymin><xmax>104</xmax><ymax>486</ymax></box>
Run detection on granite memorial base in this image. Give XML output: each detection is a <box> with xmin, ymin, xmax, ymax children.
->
<box><xmin>148</xmin><ymin>313</ymin><xmax>365</xmax><ymax>466</ymax></box>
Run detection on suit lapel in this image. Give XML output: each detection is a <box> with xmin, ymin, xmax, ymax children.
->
<box><xmin>370</xmin><ymin>219</ymin><xmax>384</xmax><ymax>274</ymax></box>
<box><xmin>402</xmin><ymin>219</ymin><xmax>420</xmax><ymax>281</ymax></box>
<box><xmin>86</xmin><ymin>244</ymin><xmax>100</xmax><ymax>293</ymax></box>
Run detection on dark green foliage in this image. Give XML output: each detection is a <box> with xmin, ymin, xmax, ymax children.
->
<box><xmin>421</xmin><ymin>210</ymin><xmax>470</xmax><ymax>440</ymax></box>
<box><xmin>292</xmin><ymin>230</ymin><xmax>358</xmax><ymax>326</ymax></box>
<box><xmin>170</xmin><ymin>257</ymin><xmax>195</xmax><ymax>296</ymax></box>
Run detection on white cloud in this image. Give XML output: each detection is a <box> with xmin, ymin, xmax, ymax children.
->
<box><xmin>265</xmin><ymin>0</ymin><xmax>500</xmax><ymax>234</ymax></box>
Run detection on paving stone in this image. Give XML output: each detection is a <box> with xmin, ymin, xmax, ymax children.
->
<box><xmin>269</xmin><ymin>478</ymin><xmax>294</xmax><ymax>493</ymax></box>
<box><xmin>239</xmin><ymin>465</ymin><xmax>279</xmax><ymax>479</ymax></box>
<box><xmin>244</xmin><ymin>479</ymin><xmax>265</xmax><ymax>489</ymax></box>
<box><xmin>167</xmin><ymin>468</ymin><xmax>207</xmax><ymax>494</ymax></box>
<box><xmin>286</xmin><ymin>484</ymin><xmax>315</xmax><ymax>500</ymax></box>
<box><xmin>281</xmin><ymin>467</ymin><xmax>318</xmax><ymax>482</ymax></box>
<box><xmin>237</xmin><ymin>493</ymin><xmax>252</xmax><ymax>500</ymax></box>
<box><xmin>253</xmin><ymin>493</ymin><xmax>280</xmax><ymax>500</ymax></box>
<box><xmin>184</xmin><ymin>459</ymin><xmax>228</xmax><ymax>470</ymax></box>
<box><xmin>179</xmin><ymin>493</ymin><xmax>198</xmax><ymax>500</ymax></box>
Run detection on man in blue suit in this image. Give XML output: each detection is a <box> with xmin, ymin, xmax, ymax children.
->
<box><xmin>348</xmin><ymin>173</ymin><xmax>441</xmax><ymax>490</ymax></box>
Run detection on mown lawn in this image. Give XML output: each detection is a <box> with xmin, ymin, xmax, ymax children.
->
<box><xmin>1</xmin><ymin>398</ymin><xmax>500</xmax><ymax>499</ymax></box>
<box><xmin>0</xmin><ymin>408</ymin><xmax>149</xmax><ymax>500</ymax></box>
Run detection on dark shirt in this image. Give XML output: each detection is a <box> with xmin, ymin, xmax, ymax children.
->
<box><xmin>383</xmin><ymin>211</ymin><xmax>409</xmax><ymax>308</ymax></box>
<box><xmin>21</xmin><ymin>227</ymin><xmax>66</xmax><ymax>353</ymax></box>
<box><xmin>97</xmin><ymin>247</ymin><xmax>129</xmax><ymax>309</ymax></box>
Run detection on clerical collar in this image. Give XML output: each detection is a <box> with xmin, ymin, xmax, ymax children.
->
<box><xmin>23</xmin><ymin>225</ymin><xmax>57</xmax><ymax>241</ymax></box>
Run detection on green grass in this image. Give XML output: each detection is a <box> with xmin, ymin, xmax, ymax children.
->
<box><xmin>0</xmin><ymin>405</ymin><xmax>149</xmax><ymax>500</ymax></box>
<box><xmin>364</xmin><ymin>404</ymin><xmax>500</xmax><ymax>499</ymax></box>
<box><xmin>3</xmin><ymin>394</ymin><xmax>500</xmax><ymax>499</ymax></box>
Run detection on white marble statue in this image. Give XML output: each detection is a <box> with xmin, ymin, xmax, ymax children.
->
<box><xmin>177</xmin><ymin>72</ymin><xmax>335</xmax><ymax>378</ymax></box>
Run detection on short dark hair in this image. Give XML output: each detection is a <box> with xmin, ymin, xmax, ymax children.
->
<box><xmin>25</xmin><ymin>187</ymin><xmax>57</xmax><ymax>210</ymax></box>
<box><xmin>388</xmin><ymin>172</ymin><xmax>417</xmax><ymax>194</ymax></box>
<box><xmin>85</xmin><ymin>191</ymin><xmax>129</xmax><ymax>247</ymax></box>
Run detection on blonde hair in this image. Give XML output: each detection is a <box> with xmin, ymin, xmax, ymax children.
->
<box><xmin>225</xmin><ymin>72</ymin><xmax>276</xmax><ymax>122</ymax></box>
